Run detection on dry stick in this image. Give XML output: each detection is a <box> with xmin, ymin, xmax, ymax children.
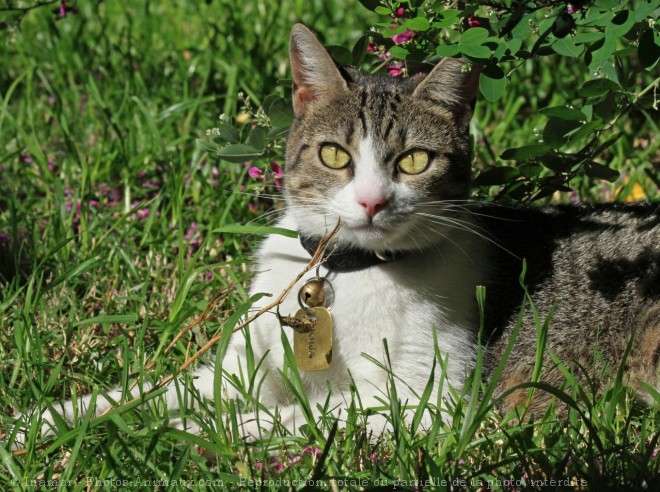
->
<box><xmin>101</xmin><ymin>219</ymin><xmax>341</xmax><ymax>413</ymax></box>
<box><xmin>11</xmin><ymin>221</ymin><xmax>340</xmax><ymax>458</ymax></box>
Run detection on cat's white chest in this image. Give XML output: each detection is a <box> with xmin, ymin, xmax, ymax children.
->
<box><xmin>243</xmin><ymin>214</ymin><xmax>484</xmax><ymax>399</ymax></box>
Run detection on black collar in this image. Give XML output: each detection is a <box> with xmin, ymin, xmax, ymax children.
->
<box><xmin>299</xmin><ymin>234</ymin><xmax>405</xmax><ymax>272</ymax></box>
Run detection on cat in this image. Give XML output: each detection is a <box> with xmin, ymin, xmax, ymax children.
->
<box><xmin>10</xmin><ymin>23</ymin><xmax>660</xmax><ymax>448</ymax></box>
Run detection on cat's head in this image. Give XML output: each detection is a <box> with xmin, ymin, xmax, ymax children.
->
<box><xmin>285</xmin><ymin>24</ymin><xmax>480</xmax><ymax>253</ymax></box>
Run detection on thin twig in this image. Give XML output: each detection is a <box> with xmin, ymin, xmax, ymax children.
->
<box><xmin>102</xmin><ymin>220</ymin><xmax>341</xmax><ymax>414</ymax></box>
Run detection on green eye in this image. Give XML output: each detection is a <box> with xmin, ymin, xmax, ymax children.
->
<box><xmin>320</xmin><ymin>144</ymin><xmax>351</xmax><ymax>169</ymax></box>
<box><xmin>397</xmin><ymin>150</ymin><xmax>430</xmax><ymax>175</ymax></box>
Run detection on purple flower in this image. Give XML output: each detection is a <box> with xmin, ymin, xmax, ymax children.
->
<box><xmin>567</xmin><ymin>4</ymin><xmax>579</xmax><ymax>14</ymax></box>
<box><xmin>136</xmin><ymin>208</ymin><xmax>150</xmax><ymax>220</ymax></box>
<box><xmin>0</xmin><ymin>232</ymin><xmax>10</xmax><ymax>245</ymax></box>
<box><xmin>20</xmin><ymin>154</ymin><xmax>34</xmax><ymax>164</ymax></box>
<box><xmin>391</xmin><ymin>29</ymin><xmax>415</xmax><ymax>45</ymax></box>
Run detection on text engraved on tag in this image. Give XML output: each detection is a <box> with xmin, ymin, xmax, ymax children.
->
<box><xmin>293</xmin><ymin>307</ymin><xmax>333</xmax><ymax>371</ymax></box>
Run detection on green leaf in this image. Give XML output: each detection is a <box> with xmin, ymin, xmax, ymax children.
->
<box><xmin>266</xmin><ymin>97</ymin><xmax>294</xmax><ymax>129</ymax></box>
<box><xmin>352</xmin><ymin>35</ymin><xmax>371</xmax><ymax>66</ymax></box>
<box><xmin>48</xmin><ymin>256</ymin><xmax>101</xmax><ymax>290</ymax></box>
<box><xmin>216</xmin><ymin>144</ymin><xmax>262</xmax><ymax>163</ymax></box>
<box><xmin>542</xmin><ymin>118</ymin><xmax>582</xmax><ymax>146</ymax></box>
<box><xmin>519</xmin><ymin>162</ymin><xmax>544</xmax><ymax>178</ymax></box>
<box><xmin>358</xmin><ymin>0</ymin><xmax>382</xmax><ymax>11</ymax></box>
<box><xmin>374</xmin><ymin>6</ymin><xmax>391</xmax><ymax>15</ymax></box>
<box><xmin>76</xmin><ymin>314</ymin><xmax>139</xmax><ymax>326</ymax></box>
<box><xmin>479</xmin><ymin>64</ymin><xmax>506</xmax><ymax>102</ymax></box>
<box><xmin>473</xmin><ymin>166</ymin><xmax>520</xmax><ymax>186</ymax></box>
<box><xmin>539</xmin><ymin>106</ymin><xmax>587</xmax><ymax>121</ymax></box>
<box><xmin>566</xmin><ymin>119</ymin><xmax>603</xmax><ymax>143</ymax></box>
<box><xmin>389</xmin><ymin>45</ymin><xmax>409</xmax><ymax>59</ymax></box>
<box><xmin>587</xmin><ymin>36</ymin><xmax>616</xmax><ymax>71</ymax></box>
<box><xmin>247</xmin><ymin>126</ymin><xmax>267</xmax><ymax>151</ymax></box>
<box><xmin>584</xmin><ymin>161</ymin><xmax>619</xmax><ymax>181</ymax></box>
<box><xmin>584</xmin><ymin>7</ymin><xmax>614</xmax><ymax>27</ymax></box>
<box><xmin>436</xmin><ymin>44</ymin><xmax>460</xmax><ymax>57</ymax></box>
<box><xmin>578</xmin><ymin>78</ymin><xmax>620</xmax><ymax>97</ymax></box>
<box><xmin>605</xmin><ymin>10</ymin><xmax>634</xmax><ymax>39</ymax></box>
<box><xmin>633</xmin><ymin>0</ymin><xmax>659</xmax><ymax>21</ymax></box>
<box><xmin>510</xmin><ymin>14</ymin><xmax>532</xmax><ymax>38</ymax></box>
<box><xmin>217</xmin><ymin>122</ymin><xmax>240</xmax><ymax>143</ymax></box>
<box><xmin>326</xmin><ymin>45</ymin><xmax>352</xmax><ymax>65</ymax></box>
<box><xmin>460</xmin><ymin>44</ymin><xmax>491</xmax><ymax>59</ymax></box>
<box><xmin>404</xmin><ymin>16</ymin><xmax>431</xmax><ymax>31</ymax></box>
<box><xmin>551</xmin><ymin>37</ymin><xmax>583</xmax><ymax>57</ymax></box>
<box><xmin>432</xmin><ymin>9</ymin><xmax>460</xmax><ymax>28</ymax></box>
<box><xmin>639</xmin><ymin>28</ymin><xmax>660</xmax><ymax>69</ymax></box>
<box><xmin>506</xmin><ymin>37</ymin><xmax>522</xmax><ymax>54</ymax></box>
<box><xmin>459</xmin><ymin>27</ymin><xmax>489</xmax><ymax>46</ymax></box>
<box><xmin>572</xmin><ymin>31</ymin><xmax>605</xmax><ymax>45</ymax></box>
<box><xmin>540</xmin><ymin>153</ymin><xmax>572</xmax><ymax>172</ymax></box>
<box><xmin>212</xmin><ymin>224</ymin><xmax>298</xmax><ymax>238</ymax></box>
<box><xmin>501</xmin><ymin>144</ymin><xmax>552</xmax><ymax>160</ymax></box>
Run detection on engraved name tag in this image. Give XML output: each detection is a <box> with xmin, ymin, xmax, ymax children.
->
<box><xmin>293</xmin><ymin>307</ymin><xmax>333</xmax><ymax>371</ymax></box>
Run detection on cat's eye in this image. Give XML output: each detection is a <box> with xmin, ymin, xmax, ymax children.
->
<box><xmin>397</xmin><ymin>150</ymin><xmax>430</xmax><ymax>175</ymax></box>
<box><xmin>319</xmin><ymin>144</ymin><xmax>351</xmax><ymax>170</ymax></box>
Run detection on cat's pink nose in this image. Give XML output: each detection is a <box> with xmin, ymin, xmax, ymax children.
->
<box><xmin>359</xmin><ymin>198</ymin><xmax>388</xmax><ymax>218</ymax></box>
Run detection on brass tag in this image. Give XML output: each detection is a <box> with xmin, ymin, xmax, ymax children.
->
<box><xmin>293</xmin><ymin>307</ymin><xmax>333</xmax><ymax>371</ymax></box>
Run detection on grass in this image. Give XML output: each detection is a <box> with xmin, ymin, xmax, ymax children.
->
<box><xmin>1</xmin><ymin>1</ymin><xmax>659</xmax><ymax>490</ymax></box>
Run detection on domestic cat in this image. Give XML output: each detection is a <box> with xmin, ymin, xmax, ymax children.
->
<box><xmin>10</xmin><ymin>23</ymin><xmax>660</xmax><ymax>447</ymax></box>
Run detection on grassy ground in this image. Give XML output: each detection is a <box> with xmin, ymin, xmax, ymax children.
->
<box><xmin>1</xmin><ymin>1</ymin><xmax>659</xmax><ymax>490</ymax></box>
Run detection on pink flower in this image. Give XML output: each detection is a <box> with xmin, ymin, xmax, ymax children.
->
<box><xmin>388</xmin><ymin>61</ymin><xmax>404</xmax><ymax>77</ymax></box>
<box><xmin>567</xmin><ymin>4</ymin><xmax>579</xmax><ymax>14</ymax></box>
<box><xmin>366</xmin><ymin>43</ymin><xmax>376</xmax><ymax>53</ymax></box>
<box><xmin>255</xmin><ymin>458</ymin><xmax>284</xmax><ymax>474</ymax></box>
<box><xmin>468</xmin><ymin>16</ymin><xmax>481</xmax><ymax>28</ymax></box>
<box><xmin>248</xmin><ymin>202</ymin><xmax>258</xmax><ymax>213</ymax></box>
<box><xmin>184</xmin><ymin>222</ymin><xmax>197</xmax><ymax>242</ymax></box>
<box><xmin>391</xmin><ymin>29</ymin><xmax>415</xmax><ymax>45</ymax></box>
<box><xmin>248</xmin><ymin>166</ymin><xmax>262</xmax><ymax>180</ymax></box>
<box><xmin>55</xmin><ymin>0</ymin><xmax>78</xmax><ymax>18</ymax></box>
<box><xmin>136</xmin><ymin>209</ymin><xmax>150</xmax><ymax>220</ymax></box>
<box><xmin>394</xmin><ymin>7</ymin><xmax>405</xmax><ymax>17</ymax></box>
<box><xmin>269</xmin><ymin>161</ymin><xmax>283</xmax><ymax>190</ymax></box>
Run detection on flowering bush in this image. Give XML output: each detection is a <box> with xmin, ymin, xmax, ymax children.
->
<box><xmin>205</xmin><ymin>0</ymin><xmax>658</xmax><ymax>203</ymax></box>
<box><xmin>359</xmin><ymin>0</ymin><xmax>659</xmax><ymax>200</ymax></box>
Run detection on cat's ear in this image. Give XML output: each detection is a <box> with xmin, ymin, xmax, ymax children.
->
<box><xmin>290</xmin><ymin>23</ymin><xmax>349</xmax><ymax>116</ymax></box>
<box><xmin>413</xmin><ymin>58</ymin><xmax>481</xmax><ymax>112</ymax></box>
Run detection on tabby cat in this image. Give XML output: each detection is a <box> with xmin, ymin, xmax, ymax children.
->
<box><xmin>12</xmin><ymin>24</ymin><xmax>660</xmax><ymax>445</ymax></box>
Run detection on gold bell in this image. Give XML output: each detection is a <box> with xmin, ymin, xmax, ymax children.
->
<box><xmin>299</xmin><ymin>280</ymin><xmax>326</xmax><ymax>307</ymax></box>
